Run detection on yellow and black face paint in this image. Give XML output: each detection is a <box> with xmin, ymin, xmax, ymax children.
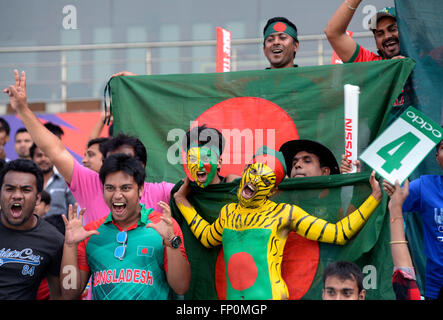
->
<box><xmin>237</xmin><ymin>162</ymin><xmax>276</xmax><ymax>208</ymax></box>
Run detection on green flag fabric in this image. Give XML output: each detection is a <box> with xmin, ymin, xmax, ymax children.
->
<box><xmin>110</xmin><ymin>59</ymin><xmax>414</xmax><ymax>184</ymax></box>
<box><xmin>396</xmin><ymin>0</ymin><xmax>443</xmax><ymax>177</ymax></box>
<box><xmin>395</xmin><ymin>0</ymin><xmax>443</xmax><ymax>296</ymax></box>
<box><xmin>109</xmin><ymin>59</ymin><xmax>415</xmax><ymax>299</ymax></box>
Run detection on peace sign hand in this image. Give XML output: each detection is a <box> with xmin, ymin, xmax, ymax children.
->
<box><xmin>3</xmin><ymin>69</ymin><xmax>28</xmax><ymax>113</ymax></box>
<box><xmin>62</xmin><ymin>203</ymin><xmax>99</xmax><ymax>246</ymax></box>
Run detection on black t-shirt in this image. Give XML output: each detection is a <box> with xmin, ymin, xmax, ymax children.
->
<box><xmin>0</xmin><ymin>214</ymin><xmax>64</xmax><ymax>300</ymax></box>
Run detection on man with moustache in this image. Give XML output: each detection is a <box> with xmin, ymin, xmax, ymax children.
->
<box><xmin>325</xmin><ymin>2</ymin><xmax>403</xmax><ymax>63</ymax></box>
<box><xmin>0</xmin><ymin>159</ymin><xmax>64</xmax><ymax>299</ymax></box>
<box><xmin>279</xmin><ymin>139</ymin><xmax>340</xmax><ymax>178</ymax></box>
<box><xmin>14</xmin><ymin>128</ymin><xmax>33</xmax><ymax>160</ymax></box>
<box><xmin>325</xmin><ymin>2</ymin><xmax>406</xmax><ymax>119</ymax></box>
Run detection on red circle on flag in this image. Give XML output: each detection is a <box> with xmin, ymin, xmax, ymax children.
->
<box><xmin>281</xmin><ymin>232</ymin><xmax>319</xmax><ymax>299</ymax></box>
<box><xmin>141</xmin><ymin>248</ymin><xmax>148</xmax><ymax>254</ymax></box>
<box><xmin>227</xmin><ymin>252</ymin><xmax>258</xmax><ymax>291</ymax></box>
<box><xmin>273</xmin><ymin>22</ymin><xmax>287</xmax><ymax>32</ymax></box>
<box><xmin>215</xmin><ymin>233</ymin><xmax>319</xmax><ymax>300</ymax></box>
<box><xmin>183</xmin><ymin>97</ymin><xmax>299</xmax><ymax>178</ymax></box>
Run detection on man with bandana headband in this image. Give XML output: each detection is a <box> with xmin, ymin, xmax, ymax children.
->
<box><xmin>263</xmin><ymin>17</ymin><xmax>300</xmax><ymax>69</ymax></box>
<box><xmin>112</xmin><ymin>17</ymin><xmax>299</xmax><ymax>76</ymax></box>
<box><xmin>174</xmin><ymin>146</ymin><xmax>382</xmax><ymax>300</ymax></box>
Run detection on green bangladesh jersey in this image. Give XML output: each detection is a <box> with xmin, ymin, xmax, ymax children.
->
<box><xmin>79</xmin><ymin>205</ymin><xmax>171</xmax><ymax>300</ymax></box>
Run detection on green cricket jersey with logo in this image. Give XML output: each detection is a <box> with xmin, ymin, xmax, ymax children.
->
<box><xmin>77</xmin><ymin>204</ymin><xmax>186</xmax><ymax>300</ymax></box>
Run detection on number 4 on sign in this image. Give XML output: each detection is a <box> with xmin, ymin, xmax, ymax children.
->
<box><xmin>376</xmin><ymin>132</ymin><xmax>420</xmax><ymax>173</ymax></box>
<box><xmin>360</xmin><ymin>106</ymin><xmax>443</xmax><ymax>185</ymax></box>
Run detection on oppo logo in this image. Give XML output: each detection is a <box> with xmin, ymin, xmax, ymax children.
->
<box><xmin>406</xmin><ymin>110</ymin><xmax>442</xmax><ymax>138</ymax></box>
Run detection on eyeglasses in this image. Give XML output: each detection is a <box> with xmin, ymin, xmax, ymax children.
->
<box><xmin>114</xmin><ymin>231</ymin><xmax>127</xmax><ymax>260</ymax></box>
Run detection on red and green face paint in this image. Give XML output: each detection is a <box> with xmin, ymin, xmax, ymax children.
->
<box><xmin>186</xmin><ymin>146</ymin><xmax>219</xmax><ymax>188</ymax></box>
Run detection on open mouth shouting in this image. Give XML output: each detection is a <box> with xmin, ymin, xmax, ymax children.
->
<box><xmin>196</xmin><ymin>171</ymin><xmax>208</xmax><ymax>184</ymax></box>
<box><xmin>10</xmin><ymin>202</ymin><xmax>23</xmax><ymax>219</ymax></box>
<box><xmin>241</xmin><ymin>183</ymin><xmax>257</xmax><ymax>200</ymax></box>
<box><xmin>112</xmin><ymin>202</ymin><xmax>127</xmax><ymax>216</ymax></box>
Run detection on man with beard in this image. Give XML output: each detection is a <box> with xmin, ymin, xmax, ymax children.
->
<box><xmin>30</xmin><ymin>143</ymin><xmax>76</xmax><ymax>219</ymax></box>
<box><xmin>0</xmin><ymin>159</ymin><xmax>64</xmax><ymax>299</ymax></box>
<box><xmin>325</xmin><ymin>3</ymin><xmax>406</xmax><ymax>117</ymax></box>
<box><xmin>14</xmin><ymin>128</ymin><xmax>33</xmax><ymax>160</ymax></box>
<box><xmin>325</xmin><ymin>3</ymin><xmax>403</xmax><ymax>62</ymax></box>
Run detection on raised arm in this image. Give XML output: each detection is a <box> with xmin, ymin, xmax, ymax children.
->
<box><xmin>291</xmin><ymin>171</ymin><xmax>382</xmax><ymax>245</ymax></box>
<box><xmin>173</xmin><ymin>178</ymin><xmax>224</xmax><ymax>248</ymax></box>
<box><xmin>324</xmin><ymin>0</ymin><xmax>361</xmax><ymax>62</ymax></box>
<box><xmin>3</xmin><ymin>70</ymin><xmax>75</xmax><ymax>184</ymax></box>
<box><xmin>388</xmin><ymin>179</ymin><xmax>413</xmax><ymax>268</ymax></box>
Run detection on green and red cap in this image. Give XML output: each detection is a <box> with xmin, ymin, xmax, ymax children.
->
<box><xmin>251</xmin><ymin>145</ymin><xmax>287</xmax><ymax>186</ymax></box>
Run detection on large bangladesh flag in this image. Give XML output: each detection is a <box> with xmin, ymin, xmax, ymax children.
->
<box><xmin>109</xmin><ymin>59</ymin><xmax>415</xmax><ymax>299</ymax></box>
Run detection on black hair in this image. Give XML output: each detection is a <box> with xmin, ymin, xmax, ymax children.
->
<box><xmin>182</xmin><ymin>124</ymin><xmax>225</xmax><ymax>156</ymax></box>
<box><xmin>40</xmin><ymin>190</ymin><xmax>51</xmax><ymax>205</ymax></box>
<box><xmin>29</xmin><ymin>143</ymin><xmax>38</xmax><ymax>159</ymax></box>
<box><xmin>44</xmin><ymin>122</ymin><xmax>64</xmax><ymax>138</ymax></box>
<box><xmin>87</xmin><ymin>137</ymin><xmax>110</xmax><ymax>154</ymax></box>
<box><xmin>0</xmin><ymin>159</ymin><xmax>44</xmax><ymax>193</ymax></box>
<box><xmin>323</xmin><ymin>261</ymin><xmax>364</xmax><ymax>293</ymax></box>
<box><xmin>0</xmin><ymin>118</ymin><xmax>10</xmax><ymax>136</ymax></box>
<box><xmin>0</xmin><ymin>159</ymin><xmax>6</xmax><ymax>172</ymax></box>
<box><xmin>99</xmin><ymin>133</ymin><xmax>147</xmax><ymax>166</ymax></box>
<box><xmin>99</xmin><ymin>153</ymin><xmax>146</xmax><ymax>188</ymax></box>
<box><xmin>14</xmin><ymin>127</ymin><xmax>29</xmax><ymax>139</ymax></box>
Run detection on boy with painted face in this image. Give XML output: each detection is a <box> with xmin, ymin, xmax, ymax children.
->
<box><xmin>183</xmin><ymin>125</ymin><xmax>238</xmax><ymax>187</ymax></box>
<box><xmin>174</xmin><ymin>146</ymin><xmax>382</xmax><ymax>300</ymax></box>
<box><xmin>186</xmin><ymin>145</ymin><xmax>220</xmax><ymax>188</ymax></box>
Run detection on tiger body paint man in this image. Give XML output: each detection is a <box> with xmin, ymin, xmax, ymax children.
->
<box><xmin>174</xmin><ymin>146</ymin><xmax>382</xmax><ymax>300</ymax></box>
